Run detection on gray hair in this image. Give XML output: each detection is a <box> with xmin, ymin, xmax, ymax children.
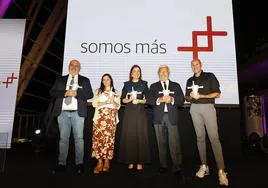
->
<box><xmin>158</xmin><ymin>64</ymin><xmax>170</xmax><ymax>75</ymax></box>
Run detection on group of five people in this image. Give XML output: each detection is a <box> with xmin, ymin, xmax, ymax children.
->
<box><xmin>49</xmin><ymin>59</ymin><xmax>229</xmax><ymax>186</ymax></box>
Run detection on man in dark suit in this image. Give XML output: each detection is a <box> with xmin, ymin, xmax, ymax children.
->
<box><xmin>147</xmin><ymin>65</ymin><xmax>185</xmax><ymax>177</ymax></box>
<box><xmin>49</xmin><ymin>59</ymin><xmax>93</xmax><ymax>174</ymax></box>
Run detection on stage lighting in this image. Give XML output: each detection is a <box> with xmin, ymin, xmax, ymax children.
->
<box><xmin>35</xmin><ymin>129</ymin><xmax>41</xmax><ymax>135</ymax></box>
<box><xmin>31</xmin><ymin>129</ymin><xmax>45</xmax><ymax>153</ymax></box>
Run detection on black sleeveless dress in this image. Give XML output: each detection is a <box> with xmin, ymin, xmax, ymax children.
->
<box><xmin>118</xmin><ymin>80</ymin><xmax>151</xmax><ymax>164</ymax></box>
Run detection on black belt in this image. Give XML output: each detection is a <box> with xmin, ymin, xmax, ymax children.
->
<box><xmin>63</xmin><ymin>110</ymin><xmax>77</xmax><ymax>112</ymax></box>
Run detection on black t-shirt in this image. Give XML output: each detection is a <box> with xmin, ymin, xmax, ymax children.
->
<box><xmin>185</xmin><ymin>71</ymin><xmax>221</xmax><ymax>104</ymax></box>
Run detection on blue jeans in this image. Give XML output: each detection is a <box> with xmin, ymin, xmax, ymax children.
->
<box><xmin>57</xmin><ymin>111</ymin><xmax>85</xmax><ymax>165</ymax></box>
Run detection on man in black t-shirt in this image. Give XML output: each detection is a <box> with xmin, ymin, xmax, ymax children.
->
<box><xmin>185</xmin><ymin>59</ymin><xmax>228</xmax><ymax>186</ymax></box>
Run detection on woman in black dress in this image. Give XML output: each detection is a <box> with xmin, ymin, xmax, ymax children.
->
<box><xmin>119</xmin><ymin>65</ymin><xmax>151</xmax><ymax>171</ymax></box>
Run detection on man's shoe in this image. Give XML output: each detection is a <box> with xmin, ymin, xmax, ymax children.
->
<box><xmin>158</xmin><ymin>167</ymin><xmax>168</xmax><ymax>175</ymax></box>
<box><xmin>52</xmin><ymin>164</ymin><xmax>66</xmax><ymax>175</ymax></box>
<box><xmin>196</xmin><ymin>165</ymin><xmax>209</xmax><ymax>178</ymax></box>
<box><xmin>218</xmin><ymin>170</ymin><xmax>229</xmax><ymax>186</ymax></box>
<box><xmin>174</xmin><ymin>170</ymin><xmax>184</xmax><ymax>181</ymax></box>
<box><xmin>75</xmin><ymin>164</ymin><xmax>84</xmax><ymax>175</ymax></box>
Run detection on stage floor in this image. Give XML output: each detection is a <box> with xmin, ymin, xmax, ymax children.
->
<box><xmin>1</xmin><ymin>142</ymin><xmax>268</xmax><ymax>188</ymax></box>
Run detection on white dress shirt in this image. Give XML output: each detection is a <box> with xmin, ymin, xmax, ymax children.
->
<box><xmin>62</xmin><ymin>74</ymin><xmax>78</xmax><ymax>111</ymax></box>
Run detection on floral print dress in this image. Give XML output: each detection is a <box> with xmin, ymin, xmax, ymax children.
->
<box><xmin>91</xmin><ymin>90</ymin><xmax>120</xmax><ymax>159</ymax></box>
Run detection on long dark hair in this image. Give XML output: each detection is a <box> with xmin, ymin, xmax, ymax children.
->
<box><xmin>129</xmin><ymin>64</ymin><xmax>142</xmax><ymax>81</ymax></box>
<box><xmin>98</xmin><ymin>73</ymin><xmax>115</xmax><ymax>95</ymax></box>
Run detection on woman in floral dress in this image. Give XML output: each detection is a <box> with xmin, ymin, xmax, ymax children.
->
<box><xmin>91</xmin><ymin>73</ymin><xmax>120</xmax><ymax>174</ymax></box>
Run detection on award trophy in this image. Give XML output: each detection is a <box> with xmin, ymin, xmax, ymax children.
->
<box><xmin>158</xmin><ymin>86</ymin><xmax>174</xmax><ymax>104</ymax></box>
<box><xmin>71</xmin><ymin>83</ymin><xmax>82</xmax><ymax>90</ymax></box>
<box><xmin>159</xmin><ymin>87</ymin><xmax>174</xmax><ymax>96</ymax></box>
<box><xmin>104</xmin><ymin>87</ymin><xmax>118</xmax><ymax>97</ymax></box>
<box><xmin>187</xmin><ymin>81</ymin><xmax>203</xmax><ymax>97</ymax></box>
<box><xmin>103</xmin><ymin>87</ymin><xmax>118</xmax><ymax>104</ymax></box>
<box><xmin>127</xmin><ymin>87</ymin><xmax>142</xmax><ymax>100</ymax></box>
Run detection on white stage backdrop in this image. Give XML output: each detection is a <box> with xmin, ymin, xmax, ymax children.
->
<box><xmin>63</xmin><ymin>0</ymin><xmax>239</xmax><ymax>104</ymax></box>
<box><xmin>0</xmin><ymin>19</ymin><xmax>25</xmax><ymax>148</ymax></box>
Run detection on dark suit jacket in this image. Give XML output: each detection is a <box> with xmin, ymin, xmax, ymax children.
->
<box><xmin>49</xmin><ymin>74</ymin><xmax>93</xmax><ymax>117</ymax></box>
<box><xmin>147</xmin><ymin>80</ymin><xmax>185</xmax><ymax>125</ymax></box>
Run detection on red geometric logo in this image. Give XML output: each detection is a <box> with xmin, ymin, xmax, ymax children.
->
<box><xmin>2</xmin><ymin>73</ymin><xmax>17</xmax><ymax>88</ymax></box>
<box><xmin>177</xmin><ymin>16</ymin><xmax>227</xmax><ymax>59</ymax></box>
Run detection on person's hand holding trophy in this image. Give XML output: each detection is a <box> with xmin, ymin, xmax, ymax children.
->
<box><xmin>104</xmin><ymin>87</ymin><xmax>119</xmax><ymax>108</ymax></box>
<box><xmin>126</xmin><ymin>87</ymin><xmax>142</xmax><ymax>104</ymax></box>
<box><xmin>188</xmin><ymin>81</ymin><xmax>203</xmax><ymax>100</ymax></box>
<box><xmin>159</xmin><ymin>88</ymin><xmax>175</xmax><ymax>104</ymax></box>
<box><xmin>68</xmin><ymin>83</ymin><xmax>82</xmax><ymax>97</ymax></box>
